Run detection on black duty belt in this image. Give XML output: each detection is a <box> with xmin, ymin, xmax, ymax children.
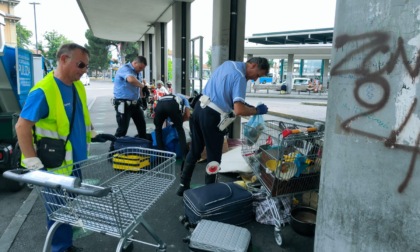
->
<box><xmin>115</xmin><ymin>99</ymin><xmax>138</xmax><ymax>105</ymax></box>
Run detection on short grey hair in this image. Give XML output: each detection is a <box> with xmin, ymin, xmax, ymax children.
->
<box><xmin>56</xmin><ymin>43</ymin><xmax>90</xmax><ymax>60</ymax></box>
<box><xmin>246</xmin><ymin>57</ymin><xmax>270</xmax><ymax>74</ymax></box>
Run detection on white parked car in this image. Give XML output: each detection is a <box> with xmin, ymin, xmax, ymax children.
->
<box><xmin>80</xmin><ymin>73</ymin><xmax>90</xmax><ymax>86</ymax></box>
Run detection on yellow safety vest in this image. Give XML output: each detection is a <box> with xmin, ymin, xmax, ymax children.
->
<box><xmin>22</xmin><ymin>71</ymin><xmax>91</xmax><ymax>175</ymax></box>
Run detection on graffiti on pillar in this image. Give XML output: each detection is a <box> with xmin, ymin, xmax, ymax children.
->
<box><xmin>331</xmin><ymin>31</ymin><xmax>420</xmax><ymax>193</ymax></box>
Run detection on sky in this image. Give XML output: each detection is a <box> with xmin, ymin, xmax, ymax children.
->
<box><xmin>14</xmin><ymin>0</ymin><xmax>336</xmax><ymax>57</ymax></box>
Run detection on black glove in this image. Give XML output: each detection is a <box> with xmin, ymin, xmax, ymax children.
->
<box><xmin>91</xmin><ymin>133</ymin><xmax>117</xmax><ymax>143</ymax></box>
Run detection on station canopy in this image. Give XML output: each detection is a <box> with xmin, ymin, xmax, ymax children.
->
<box><xmin>244</xmin><ymin>28</ymin><xmax>334</xmax><ymax>59</ymax></box>
<box><xmin>246</xmin><ymin>28</ymin><xmax>334</xmax><ymax>45</ymax></box>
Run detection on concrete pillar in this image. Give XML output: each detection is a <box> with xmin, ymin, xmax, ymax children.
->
<box><xmin>299</xmin><ymin>59</ymin><xmax>304</xmax><ymax>77</ymax></box>
<box><xmin>154</xmin><ymin>22</ymin><xmax>167</xmax><ymax>83</ymax></box>
<box><xmin>212</xmin><ymin>0</ymin><xmax>246</xmax><ymax>139</ymax></box>
<box><xmin>212</xmin><ymin>0</ymin><xmax>230</xmax><ymax>69</ymax></box>
<box><xmin>286</xmin><ymin>54</ymin><xmax>294</xmax><ymax>93</ymax></box>
<box><xmin>315</xmin><ymin>1</ymin><xmax>420</xmax><ymax>250</ymax></box>
<box><xmin>172</xmin><ymin>1</ymin><xmax>191</xmax><ymax>95</ymax></box>
<box><xmin>143</xmin><ymin>34</ymin><xmax>154</xmax><ymax>84</ymax></box>
<box><xmin>322</xmin><ymin>59</ymin><xmax>329</xmax><ymax>89</ymax></box>
<box><xmin>280</xmin><ymin>59</ymin><xmax>284</xmax><ymax>82</ymax></box>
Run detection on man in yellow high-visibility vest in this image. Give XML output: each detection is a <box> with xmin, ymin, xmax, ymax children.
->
<box><xmin>15</xmin><ymin>43</ymin><xmax>92</xmax><ymax>252</ymax></box>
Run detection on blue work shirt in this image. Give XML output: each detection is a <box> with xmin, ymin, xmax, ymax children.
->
<box><xmin>20</xmin><ymin>77</ymin><xmax>88</xmax><ymax>163</ymax></box>
<box><xmin>113</xmin><ymin>62</ymin><xmax>143</xmax><ymax>100</ymax></box>
<box><xmin>174</xmin><ymin>93</ymin><xmax>191</xmax><ymax>111</ymax></box>
<box><xmin>203</xmin><ymin>61</ymin><xmax>247</xmax><ymax>113</ymax></box>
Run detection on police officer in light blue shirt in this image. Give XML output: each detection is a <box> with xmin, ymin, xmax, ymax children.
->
<box><xmin>176</xmin><ymin>57</ymin><xmax>270</xmax><ymax>196</ymax></box>
<box><xmin>112</xmin><ymin>56</ymin><xmax>147</xmax><ymax>139</ymax></box>
<box><xmin>153</xmin><ymin>93</ymin><xmax>191</xmax><ymax>160</ymax></box>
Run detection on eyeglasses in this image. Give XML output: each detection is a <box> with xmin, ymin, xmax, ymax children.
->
<box><xmin>77</xmin><ymin>61</ymin><xmax>89</xmax><ymax>69</ymax></box>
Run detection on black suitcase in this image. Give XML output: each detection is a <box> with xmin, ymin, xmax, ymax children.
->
<box><xmin>113</xmin><ymin>136</ymin><xmax>152</xmax><ymax>150</ymax></box>
<box><xmin>183</xmin><ymin>182</ymin><xmax>254</xmax><ymax>226</ymax></box>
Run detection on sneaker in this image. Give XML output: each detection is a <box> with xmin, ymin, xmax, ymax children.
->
<box><xmin>176</xmin><ymin>184</ymin><xmax>190</xmax><ymax>196</ymax></box>
<box><xmin>64</xmin><ymin>246</ymin><xmax>83</xmax><ymax>252</ymax></box>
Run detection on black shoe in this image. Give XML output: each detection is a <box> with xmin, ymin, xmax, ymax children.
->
<box><xmin>176</xmin><ymin>184</ymin><xmax>190</xmax><ymax>196</ymax></box>
<box><xmin>64</xmin><ymin>246</ymin><xmax>83</xmax><ymax>252</ymax></box>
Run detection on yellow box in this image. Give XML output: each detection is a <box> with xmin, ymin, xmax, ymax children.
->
<box><xmin>112</xmin><ymin>154</ymin><xmax>150</xmax><ymax>171</ymax></box>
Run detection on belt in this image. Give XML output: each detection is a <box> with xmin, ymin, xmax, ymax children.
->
<box><xmin>207</xmin><ymin>102</ymin><xmax>226</xmax><ymax>115</ymax></box>
<box><xmin>158</xmin><ymin>95</ymin><xmax>184</xmax><ymax>112</ymax></box>
<box><xmin>158</xmin><ymin>96</ymin><xmax>175</xmax><ymax>101</ymax></box>
<box><xmin>116</xmin><ymin>99</ymin><xmax>138</xmax><ymax>105</ymax></box>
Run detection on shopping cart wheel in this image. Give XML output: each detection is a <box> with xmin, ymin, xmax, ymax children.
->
<box><xmin>122</xmin><ymin>241</ymin><xmax>133</xmax><ymax>252</ymax></box>
<box><xmin>274</xmin><ymin>226</ymin><xmax>283</xmax><ymax>247</ymax></box>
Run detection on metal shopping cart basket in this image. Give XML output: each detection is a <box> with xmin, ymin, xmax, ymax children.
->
<box><xmin>242</xmin><ymin>120</ymin><xmax>324</xmax><ymax>246</ymax></box>
<box><xmin>4</xmin><ymin>147</ymin><xmax>176</xmax><ymax>252</ymax></box>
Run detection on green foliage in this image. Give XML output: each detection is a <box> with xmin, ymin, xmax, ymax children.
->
<box><xmin>205</xmin><ymin>47</ymin><xmax>212</xmax><ymax>69</ymax></box>
<box><xmin>190</xmin><ymin>56</ymin><xmax>199</xmax><ymax>72</ymax></box>
<box><xmin>121</xmin><ymin>42</ymin><xmax>139</xmax><ymax>63</ymax></box>
<box><xmin>167</xmin><ymin>58</ymin><xmax>173</xmax><ymax>81</ymax></box>
<box><xmin>43</xmin><ymin>30</ymin><xmax>71</xmax><ymax>67</ymax></box>
<box><xmin>16</xmin><ymin>23</ymin><xmax>32</xmax><ymax>49</ymax></box>
<box><xmin>85</xmin><ymin>29</ymin><xmax>111</xmax><ymax>76</ymax></box>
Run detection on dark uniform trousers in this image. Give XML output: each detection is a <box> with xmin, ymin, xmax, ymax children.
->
<box><xmin>114</xmin><ymin>99</ymin><xmax>146</xmax><ymax>138</ymax></box>
<box><xmin>153</xmin><ymin>98</ymin><xmax>187</xmax><ymax>159</ymax></box>
<box><xmin>181</xmin><ymin>103</ymin><xmax>225</xmax><ymax>185</ymax></box>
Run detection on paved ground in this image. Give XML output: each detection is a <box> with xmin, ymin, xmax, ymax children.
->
<box><xmin>0</xmin><ymin>81</ymin><xmax>328</xmax><ymax>252</ymax></box>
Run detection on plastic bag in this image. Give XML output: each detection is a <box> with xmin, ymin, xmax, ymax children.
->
<box><xmin>151</xmin><ymin>125</ymin><xmax>182</xmax><ymax>157</ymax></box>
<box><xmin>244</xmin><ymin>115</ymin><xmax>265</xmax><ymax>145</ymax></box>
<box><xmin>254</xmin><ymin>195</ymin><xmax>292</xmax><ymax>226</ymax></box>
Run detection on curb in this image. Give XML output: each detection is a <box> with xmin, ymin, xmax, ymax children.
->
<box><xmin>267</xmin><ymin>111</ymin><xmax>324</xmax><ymax>125</ymax></box>
<box><xmin>0</xmin><ymin>189</ymin><xmax>38</xmax><ymax>252</ymax></box>
<box><xmin>246</xmin><ymin>92</ymin><xmax>328</xmax><ymax>100</ymax></box>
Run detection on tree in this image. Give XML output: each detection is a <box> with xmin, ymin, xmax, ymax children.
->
<box><xmin>85</xmin><ymin>29</ymin><xmax>111</xmax><ymax>77</ymax></box>
<box><xmin>16</xmin><ymin>23</ymin><xmax>32</xmax><ymax>49</ymax></box>
<box><xmin>205</xmin><ymin>47</ymin><xmax>212</xmax><ymax>69</ymax></box>
<box><xmin>43</xmin><ymin>30</ymin><xmax>71</xmax><ymax>67</ymax></box>
<box><xmin>120</xmin><ymin>42</ymin><xmax>139</xmax><ymax>63</ymax></box>
<box><xmin>167</xmin><ymin>58</ymin><xmax>173</xmax><ymax>81</ymax></box>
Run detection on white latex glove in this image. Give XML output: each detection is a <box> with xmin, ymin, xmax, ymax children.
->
<box><xmin>23</xmin><ymin>157</ymin><xmax>44</xmax><ymax>170</ymax></box>
<box><xmin>91</xmin><ymin>130</ymin><xmax>98</xmax><ymax>138</ymax></box>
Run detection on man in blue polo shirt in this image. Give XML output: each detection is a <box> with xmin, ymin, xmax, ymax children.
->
<box><xmin>113</xmin><ymin>56</ymin><xmax>147</xmax><ymax>139</ymax></box>
<box><xmin>176</xmin><ymin>57</ymin><xmax>270</xmax><ymax>196</ymax></box>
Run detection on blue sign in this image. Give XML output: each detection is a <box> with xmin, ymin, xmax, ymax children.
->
<box><xmin>0</xmin><ymin>46</ymin><xmax>34</xmax><ymax>108</ymax></box>
<box><xmin>17</xmin><ymin>48</ymin><xmax>34</xmax><ymax>106</ymax></box>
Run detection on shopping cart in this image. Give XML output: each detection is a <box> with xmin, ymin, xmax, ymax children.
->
<box><xmin>242</xmin><ymin>120</ymin><xmax>324</xmax><ymax>246</ymax></box>
<box><xmin>4</xmin><ymin>147</ymin><xmax>176</xmax><ymax>252</ymax></box>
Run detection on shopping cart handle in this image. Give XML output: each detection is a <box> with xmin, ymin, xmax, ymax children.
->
<box><xmin>3</xmin><ymin>169</ymin><xmax>111</xmax><ymax>197</ymax></box>
<box><xmin>64</xmin><ymin>185</ymin><xmax>112</xmax><ymax>197</ymax></box>
<box><xmin>282</xmin><ymin>127</ymin><xmax>317</xmax><ymax>137</ymax></box>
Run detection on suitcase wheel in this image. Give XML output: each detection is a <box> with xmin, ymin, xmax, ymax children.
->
<box><xmin>184</xmin><ymin>221</ymin><xmax>191</xmax><ymax>229</ymax></box>
<box><xmin>179</xmin><ymin>215</ymin><xmax>191</xmax><ymax>229</ymax></box>
<box><xmin>182</xmin><ymin>236</ymin><xmax>191</xmax><ymax>244</ymax></box>
<box><xmin>179</xmin><ymin>215</ymin><xmax>187</xmax><ymax>224</ymax></box>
